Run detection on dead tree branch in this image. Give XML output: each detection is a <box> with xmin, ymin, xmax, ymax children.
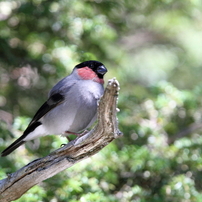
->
<box><xmin>0</xmin><ymin>78</ymin><xmax>122</xmax><ymax>202</ymax></box>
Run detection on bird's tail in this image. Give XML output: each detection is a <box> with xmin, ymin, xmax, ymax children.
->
<box><xmin>1</xmin><ymin>139</ymin><xmax>25</xmax><ymax>157</ymax></box>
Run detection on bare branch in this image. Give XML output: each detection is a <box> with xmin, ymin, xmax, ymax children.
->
<box><xmin>0</xmin><ymin>78</ymin><xmax>122</xmax><ymax>202</ymax></box>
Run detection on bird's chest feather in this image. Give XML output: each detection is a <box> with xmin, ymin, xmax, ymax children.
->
<box><xmin>42</xmin><ymin>80</ymin><xmax>103</xmax><ymax>133</ymax></box>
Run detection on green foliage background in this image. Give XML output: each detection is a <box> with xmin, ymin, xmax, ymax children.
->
<box><xmin>1</xmin><ymin>0</ymin><xmax>202</xmax><ymax>201</ymax></box>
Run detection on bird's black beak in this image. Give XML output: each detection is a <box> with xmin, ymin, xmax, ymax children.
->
<box><xmin>97</xmin><ymin>65</ymin><xmax>108</xmax><ymax>75</ymax></box>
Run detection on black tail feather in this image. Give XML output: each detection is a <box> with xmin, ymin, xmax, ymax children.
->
<box><xmin>1</xmin><ymin>139</ymin><xmax>25</xmax><ymax>157</ymax></box>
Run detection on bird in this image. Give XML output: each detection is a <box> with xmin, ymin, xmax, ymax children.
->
<box><xmin>1</xmin><ymin>60</ymin><xmax>108</xmax><ymax>156</ymax></box>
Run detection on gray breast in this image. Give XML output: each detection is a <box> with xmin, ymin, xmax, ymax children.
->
<box><xmin>42</xmin><ymin>80</ymin><xmax>104</xmax><ymax>134</ymax></box>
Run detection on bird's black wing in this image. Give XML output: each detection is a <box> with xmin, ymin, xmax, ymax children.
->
<box><xmin>1</xmin><ymin>93</ymin><xmax>65</xmax><ymax>157</ymax></box>
<box><xmin>28</xmin><ymin>93</ymin><xmax>65</xmax><ymax>126</ymax></box>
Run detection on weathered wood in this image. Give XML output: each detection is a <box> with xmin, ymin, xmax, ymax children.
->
<box><xmin>0</xmin><ymin>78</ymin><xmax>122</xmax><ymax>202</ymax></box>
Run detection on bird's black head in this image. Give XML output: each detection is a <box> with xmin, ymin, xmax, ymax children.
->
<box><xmin>75</xmin><ymin>60</ymin><xmax>108</xmax><ymax>79</ymax></box>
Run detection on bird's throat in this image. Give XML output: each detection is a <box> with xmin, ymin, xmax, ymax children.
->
<box><xmin>77</xmin><ymin>67</ymin><xmax>104</xmax><ymax>84</ymax></box>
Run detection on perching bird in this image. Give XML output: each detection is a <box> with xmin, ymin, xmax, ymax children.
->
<box><xmin>1</xmin><ymin>60</ymin><xmax>108</xmax><ymax>156</ymax></box>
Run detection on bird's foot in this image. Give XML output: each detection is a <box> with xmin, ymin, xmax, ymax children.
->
<box><xmin>60</xmin><ymin>130</ymin><xmax>89</xmax><ymax>147</ymax></box>
<box><xmin>65</xmin><ymin>130</ymin><xmax>89</xmax><ymax>137</ymax></box>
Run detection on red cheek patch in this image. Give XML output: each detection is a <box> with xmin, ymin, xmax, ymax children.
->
<box><xmin>77</xmin><ymin>66</ymin><xmax>104</xmax><ymax>84</ymax></box>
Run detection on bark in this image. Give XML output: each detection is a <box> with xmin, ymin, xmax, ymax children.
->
<box><xmin>0</xmin><ymin>78</ymin><xmax>122</xmax><ymax>202</ymax></box>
